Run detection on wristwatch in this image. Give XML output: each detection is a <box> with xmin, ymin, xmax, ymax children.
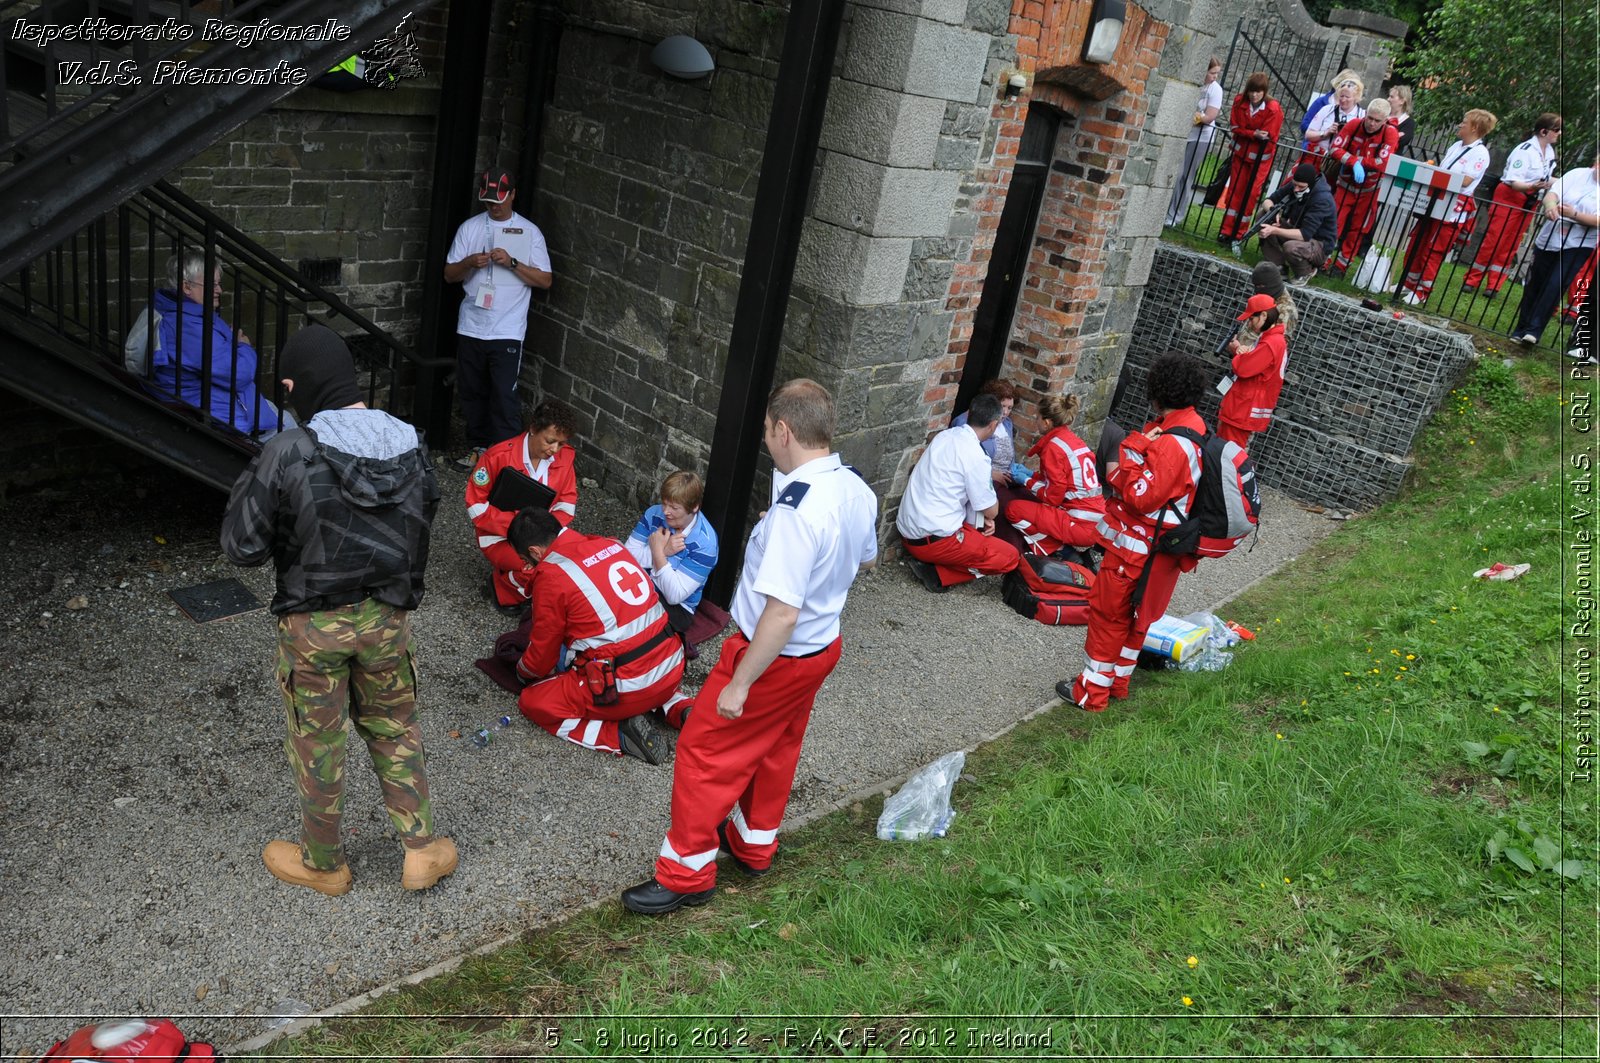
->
<box><xmin>509</xmin><ymin>257</ymin><xmax>519</xmax><ymax>269</ymax></box>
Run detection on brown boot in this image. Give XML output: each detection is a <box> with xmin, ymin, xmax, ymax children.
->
<box><xmin>401</xmin><ymin>837</ymin><xmax>458</xmax><ymax>891</ymax></box>
<box><xmin>262</xmin><ymin>840</ymin><xmax>352</xmax><ymax>896</ymax></box>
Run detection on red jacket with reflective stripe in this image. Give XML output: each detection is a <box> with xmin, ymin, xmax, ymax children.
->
<box><xmin>1098</xmin><ymin>407</ymin><xmax>1206</xmax><ymax>565</ymax></box>
<box><xmin>1024</xmin><ymin>425</ymin><xmax>1106</xmax><ymax>517</ymax></box>
<box><xmin>517</xmin><ymin>529</ymin><xmax>683</xmax><ymax>686</ymax></box>
<box><xmin>1220</xmin><ymin>323</ymin><xmax>1287</xmax><ymax>433</ymax></box>
<box><xmin>465</xmin><ymin>434</ymin><xmax>579</xmax><ymax>554</ymax></box>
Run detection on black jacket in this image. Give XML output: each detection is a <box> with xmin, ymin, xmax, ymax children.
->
<box><xmin>222</xmin><ymin>409</ymin><xmax>440</xmax><ymax>615</ymax></box>
<box><xmin>1268</xmin><ymin>175</ymin><xmax>1338</xmax><ymax>248</ymax></box>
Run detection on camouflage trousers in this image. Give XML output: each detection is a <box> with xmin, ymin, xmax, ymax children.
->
<box><xmin>277</xmin><ymin>599</ymin><xmax>434</xmax><ymax>871</ymax></box>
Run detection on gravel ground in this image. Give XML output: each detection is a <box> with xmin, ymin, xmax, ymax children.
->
<box><xmin>0</xmin><ymin>457</ymin><xmax>1341</xmax><ymax>1053</ymax></box>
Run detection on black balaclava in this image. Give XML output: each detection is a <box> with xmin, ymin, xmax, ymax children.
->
<box><xmin>279</xmin><ymin>323</ymin><xmax>362</xmax><ymax>423</ymax></box>
<box><xmin>1252</xmin><ymin>261</ymin><xmax>1285</xmax><ymax>298</ymax></box>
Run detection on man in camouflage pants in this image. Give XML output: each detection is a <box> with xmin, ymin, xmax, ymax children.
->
<box><xmin>223</xmin><ymin>324</ymin><xmax>456</xmax><ymax>896</ymax></box>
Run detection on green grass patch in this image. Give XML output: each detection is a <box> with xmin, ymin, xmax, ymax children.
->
<box><xmin>270</xmin><ymin>356</ymin><xmax>1596</xmax><ymax>1059</ymax></box>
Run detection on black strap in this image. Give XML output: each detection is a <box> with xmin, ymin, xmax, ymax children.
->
<box><xmin>608</xmin><ymin>622</ymin><xmax>676</xmax><ymax>668</ymax></box>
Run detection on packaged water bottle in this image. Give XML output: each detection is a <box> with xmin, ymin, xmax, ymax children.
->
<box><xmin>470</xmin><ymin>727</ymin><xmax>493</xmax><ymax>749</ymax></box>
<box><xmin>496</xmin><ymin>714</ymin><xmax>514</xmax><ymax>730</ymax></box>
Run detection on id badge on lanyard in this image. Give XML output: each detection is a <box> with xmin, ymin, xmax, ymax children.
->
<box><xmin>476</xmin><ymin>215</ymin><xmax>498</xmax><ymax>308</ymax></box>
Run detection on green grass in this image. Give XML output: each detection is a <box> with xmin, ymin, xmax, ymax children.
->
<box><xmin>269</xmin><ymin>354</ymin><xmax>1596</xmax><ymax>1059</ymax></box>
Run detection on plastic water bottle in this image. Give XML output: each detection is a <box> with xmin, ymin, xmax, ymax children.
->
<box><xmin>470</xmin><ymin>727</ymin><xmax>493</xmax><ymax>749</ymax></box>
<box><xmin>496</xmin><ymin>714</ymin><xmax>514</xmax><ymax>730</ymax></box>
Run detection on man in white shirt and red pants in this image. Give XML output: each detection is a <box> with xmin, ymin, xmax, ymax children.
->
<box><xmin>623</xmin><ymin>379</ymin><xmax>878</xmax><ymax>914</ymax></box>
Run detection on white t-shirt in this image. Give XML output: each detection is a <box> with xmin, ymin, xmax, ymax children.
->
<box><xmin>895</xmin><ymin>424</ymin><xmax>997</xmax><ymax>539</ymax></box>
<box><xmin>448</xmin><ymin>209</ymin><xmax>552</xmax><ymax>341</ymax></box>
<box><xmin>1189</xmin><ymin>80</ymin><xmax>1223</xmax><ymax>140</ymax></box>
<box><xmin>1534</xmin><ymin>167</ymin><xmax>1600</xmax><ymax>251</ymax></box>
<box><xmin>731</xmin><ymin>454</ymin><xmax>879</xmax><ymax>655</ymax></box>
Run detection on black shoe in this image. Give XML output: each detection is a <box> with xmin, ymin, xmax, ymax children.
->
<box><xmin>620</xmin><ymin>877</ymin><xmax>715</xmax><ymax>915</ymax></box>
<box><xmin>717</xmin><ymin>821</ymin><xmax>770</xmax><ymax>877</ymax></box>
<box><xmin>1053</xmin><ymin>679</ymin><xmax>1077</xmax><ymax>702</ymax></box>
<box><xmin>907</xmin><ymin>557</ymin><xmax>947</xmax><ymax>594</ymax></box>
<box><xmin>492</xmin><ymin>599</ymin><xmax>528</xmax><ymax>620</ymax></box>
<box><xmin>1050</xmin><ymin>544</ymin><xmax>1087</xmax><ymax>566</ymax></box>
<box><xmin>618</xmin><ymin>712</ymin><xmax>674</xmax><ymax>765</ymax></box>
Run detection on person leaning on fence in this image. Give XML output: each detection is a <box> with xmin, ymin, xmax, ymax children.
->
<box><xmin>1217</xmin><ymin>72</ymin><xmax>1284</xmax><ymax>248</ymax></box>
<box><xmin>1256</xmin><ymin>162</ymin><xmax>1337</xmax><ymax>285</ymax></box>
<box><xmin>1324</xmin><ymin>98</ymin><xmax>1399</xmax><ymax>276</ymax></box>
<box><xmin>1299</xmin><ymin>74</ymin><xmax>1363</xmax><ymax>170</ymax></box>
<box><xmin>1055</xmin><ymin>351</ymin><xmax>1210</xmax><ymax>714</ymax></box>
<box><xmin>1165</xmin><ymin>56</ymin><xmax>1224</xmax><ymax>229</ymax></box>
<box><xmin>1512</xmin><ymin>154</ymin><xmax>1600</xmax><ymax>348</ymax></box>
<box><xmin>1463</xmin><ymin>113</ymin><xmax>1562</xmax><ymax>297</ymax></box>
<box><xmin>1398</xmin><ymin>109</ymin><xmax>1496</xmax><ymax>306</ymax></box>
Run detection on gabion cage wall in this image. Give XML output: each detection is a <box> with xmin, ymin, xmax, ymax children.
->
<box><xmin>1109</xmin><ymin>246</ymin><xmax>1477</xmax><ymax>511</ymax></box>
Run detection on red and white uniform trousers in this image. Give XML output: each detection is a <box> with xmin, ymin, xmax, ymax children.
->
<box><xmin>1465</xmin><ymin>183</ymin><xmax>1537</xmax><ymax>293</ymax></box>
<box><xmin>902</xmin><ymin>524</ymin><xmax>1020</xmax><ymax>587</ymax></box>
<box><xmin>654</xmin><ymin>632</ymin><xmax>841</xmax><ymax>892</ymax></box>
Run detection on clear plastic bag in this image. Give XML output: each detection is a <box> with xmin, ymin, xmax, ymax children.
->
<box><xmin>876</xmin><ymin>750</ymin><xmax>965</xmax><ymax>841</ymax></box>
<box><xmin>1176</xmin><ymin>612</ymin><xmax>1239</xmax><ymax>671</ymax></box>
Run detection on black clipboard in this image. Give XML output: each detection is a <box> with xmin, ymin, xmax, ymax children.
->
<box><xmin>488</xmin><ymin>466</ymin><xmax>557</xmax><ymax>513</ymax></box>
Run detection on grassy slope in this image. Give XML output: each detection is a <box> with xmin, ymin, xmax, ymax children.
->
<box><xmin>275</xmin><ymin>354</ymin><xmax>1596</xmax><ymax>1059</ymax></box>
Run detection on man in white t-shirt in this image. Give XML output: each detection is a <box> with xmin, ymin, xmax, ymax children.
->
<box><xmin>444</xmin><ymin>168</ymin><xmax>554</xmax><ymax>469</ymax></box>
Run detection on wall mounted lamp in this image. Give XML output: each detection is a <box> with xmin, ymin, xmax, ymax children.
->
<box><xmin>1082</xmin><ymin>0</ymin><xmax>1126</xmax><ymax>64</ymax></box>
<box><xmin>650</xmin><ymin>35</ymin><xmax>715</xmax><ymax>79</ymax></box>
<box><xmin>1002</xmin><ymin>72</ymin><xmax>1028</xmax><ymax>103</ymax></box>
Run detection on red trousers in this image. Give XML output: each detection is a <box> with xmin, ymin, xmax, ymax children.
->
<box><xmin>903</xmin><ymin>525</ymin><xmax>1020</xmax><ymax>586</ymax></box>
<box><xmin>1400</xmin><ymin>217</ymin><xmax>1465</xmax><ymax>300</ymax></box>
<box><xmin>518</xmin><ymin>665</ymin><xmax>681</xmax><ymax>756</ymax></box>
<box><xmin>1067</xmin><ymin>552</ymin><xmax>1189</xmax><ymax>711</ymax></box>
<box><xmin>1330</xmin><ymin>187</ymin><xmax>1380</xmax><ymax>271</ymax></box>
<box><xmin>1464</xmin><ymin>184</ymin><xmax>1534</xmax><ymax>292</ymax></box>
<box><xmin>1004</xmin><ymin>499</ymin><xmax>1103</xmax><ymax>556</ymax></box>
<box><xmin>1218</xmin><ymin>153</ymin><xmax>1275</xmax><ymax>240</ymax></box>
<box><xmin>1216</xmin><ymin>421</ymin><xmax>1252</xmax><ymax>449</ymax></box>
<box><xmin>482</xmin><ymin>540</ymin><xmax>532</xmax><ymax>606</ymax></box>
<box><xmin>655</xmin><ymin>633</ymin><xmax>840</xmax><ymax>892</ymax></box>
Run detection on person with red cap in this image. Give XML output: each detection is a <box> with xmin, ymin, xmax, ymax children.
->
<box><xmin>1218</xmin><ymin>293</ymin><xmax>1288</xmax><ymax>449</ymax></box>
<box><xmin>444</xmin><ymin>167</ymin><xmax>554</xmax><ymax>470</ymax></box>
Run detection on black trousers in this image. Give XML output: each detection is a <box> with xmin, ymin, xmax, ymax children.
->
<box><xmin>456</xmin><ymin>335</ymin><xmax>524</xmax><ymax>449</ymax></box>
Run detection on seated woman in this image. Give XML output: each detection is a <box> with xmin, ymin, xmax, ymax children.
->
<box><xmin>1003</xmin><ymin>394</ymin><xmax>1105</xmax><ymax>560</ymax></box>
<box><xmin>465</xmin><ymin>398</ymin><xmax>580</xmax><ymax>614</ymax></box>
<box><xmin>625</xmin><ymin>470</ymin><xmax>720</xmax><ymax>625</ymax></box>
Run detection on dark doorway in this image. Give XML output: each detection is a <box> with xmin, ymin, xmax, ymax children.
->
<box><xmin>953</xmin><ymin>104</ymin><xmax>1065</xmax><ymax>418</ymax></box>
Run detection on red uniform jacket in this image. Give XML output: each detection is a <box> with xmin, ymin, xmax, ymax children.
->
<box><xmin>1229</xmin><ymin>96</ymin><xmax>1285</xmax><ymax>166</ymax></box>
<box><xmin>1221</xmin><ymin>322</ymin><xmax>1288</xmax><ymax>433</ymax></box>
<box><xmin>466</xmin><ymin>433</ymin><xmax>579</xmax><ymax>555</ymax></box>
<box><xmin>1098</xmin><ymin>408</ymin><xmax>1206</xmax><ymax>565</ymax></box>
<box><xmin>1328</xmin><ymin>116</ymin><xmax>1399</xmax><ymax>193</ymax></box>
<box><xmin>516</xmin><ymin>528</ymin><xmax>684</xmax><ymax>689</ymax></box>
<box><xmin>1024</xmin><ymin>425</ymin><xmax>1106</xmax><ymax>520</ymax></box>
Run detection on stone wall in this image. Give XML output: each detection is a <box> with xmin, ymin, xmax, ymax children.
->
<box><xmin>1109</xmin><ymin>245</ymin><xmax>1476</xmax><ymax>510</ymax></box>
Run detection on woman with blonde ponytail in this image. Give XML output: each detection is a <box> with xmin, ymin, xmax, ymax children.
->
<box><xmin>1004</xmin><ymin>393</ymin><xmax>1106</xmax><ymax>559</ymax></box>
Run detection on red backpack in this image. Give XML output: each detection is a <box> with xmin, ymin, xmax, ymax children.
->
<box><xmin>40</xmin><ymin>1020</ymin><xmax>217</xmax><ymax>1061</ymax></box>
<box><xmin>1002</xmin><ymin>554</ymin><xmax>1096</xmax><ymax>625</ymax></box>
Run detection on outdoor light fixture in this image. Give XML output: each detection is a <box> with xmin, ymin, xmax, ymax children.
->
<box><xmin>1082</xmin><ymin>0</ymin><xmax>1126</xmax><ymax>64</ymax></box>
<box><xmin>650</xmin><ymin>34</ymin><xmax>715</xmax><ymax>79</ymax></box>
<box><xmin>1003</xmin><ymin>72</ymin><xmax>1027</xmax><ymax>102</ymax></box>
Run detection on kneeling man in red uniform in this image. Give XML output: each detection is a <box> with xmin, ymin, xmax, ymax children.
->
<box><xmin>1057</xmin><ymin>352</ymin><xmax>1210</xmax><ymax>712</ymax></box>
<box><xmin>896</xmin><ymin>392</ymin><xmax>1020</xmax><ymax>592</ymax></box>
<box><xmin>623</xmin><ymin>378</ymin><xmax>879</xmax><ymax>914</ymax></box>
<box><xmin>509</xmin><ymin>508</ymin><xmax>685</xmax><ymax>764</ymax></box>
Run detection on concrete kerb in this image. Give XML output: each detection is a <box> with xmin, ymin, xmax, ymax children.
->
<box><xmin>225</xmin><ymin>546</ymin><xmax>1300</xmax><ymax>1058</ymax></box>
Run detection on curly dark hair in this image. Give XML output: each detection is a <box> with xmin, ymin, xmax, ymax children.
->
<box><xmin>526</xmin><ymin>398</ymin><xmax>579</xmax><ymax>437</ymax></box>
<box><xmin>1146</xmin><ymin>351</ymin><xmax>1208</xmax><ymax>413</ymax></box>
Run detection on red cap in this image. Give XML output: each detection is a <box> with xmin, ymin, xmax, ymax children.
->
<box><xmin>1237</xmin><ymin>293</ymin><xmax>1277</xmax><ymax>320</ymax></box>
<box><xmin>477</xmin><ymin>168</ymin><xmax>515</xmax><ymax>204</ymax></box>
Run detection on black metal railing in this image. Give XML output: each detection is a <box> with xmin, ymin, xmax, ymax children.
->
<box><xmin>1163</xmin><ymin>130</ymin><xmax>1592</xmax><ymax>353</ymax></box>
<box><xmin>1219</xmin><ymin>19</ymin><xmax>1350</xmax><ymax>122</ymax></box>
<box><xmin>0</xmin><ymin>179</ymin><xmax>443</xmax><ymax>444</ymax></box>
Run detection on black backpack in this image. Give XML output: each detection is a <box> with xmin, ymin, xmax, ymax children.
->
<box><xmin>1152</xmin><ymin>426</ymin><xmax>1261</xmax><ymax>558</ymax></box>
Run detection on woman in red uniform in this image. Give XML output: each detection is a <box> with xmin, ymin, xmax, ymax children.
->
<box><xmin>1218</xmin><ymin>294</ymin><xmax>1288</xmax><ymax>449</ymax></box>
<box><xmin>1218</xmin><ymin>72</ymin><xmax>1285</xmax><ymax>247</ymax></box>
<box><xmin>1004</xmin><ymin>393</ymin><xmax>1105</xmax><ymax>557</ymax></box>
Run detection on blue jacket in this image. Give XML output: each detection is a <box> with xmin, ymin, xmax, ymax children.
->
<box><xmin>625</xmin><ymin>506</ymin><xmax>719</xmax><ymax>610</ymax></box>
<box><xmin>148</xmin><ymin>287</ymin><xmax>265</xmax><ymax>433</ymax></box>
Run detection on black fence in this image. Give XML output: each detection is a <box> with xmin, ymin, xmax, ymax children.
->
<box><xmin>0</xmin><ymin>180</ymin><xmax>435</xmax><ymax>442</ymax></box>
<box><xmin>1219</xmin><ymin>20</ymin><xmax>1350</xmax><ymax>121</ymax></box>
<box><xmin>1164</xmin><ymin>129</ymin><xmax>1593</xmax><ymax>354</ymax></box>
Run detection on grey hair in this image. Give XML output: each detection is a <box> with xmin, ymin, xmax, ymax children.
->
<box><xmin>166</xmin><ymin>249</ymin><xmax>217</xmax><ymax>290</ymax></box>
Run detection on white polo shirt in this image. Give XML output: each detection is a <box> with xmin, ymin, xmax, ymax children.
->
<box><xmin>1534</xmin><ymin>167</ymin><xmax>1600</xmax><ymax>251</ymax></box>
<box><xmin>1500</xmin><ymin>137</ymin><xmax>1556</xmax><ymax>185</ymax></box>
<box><xmin>731</xmin><ymin>453</ymin><xmax>879</xmax><ymax>656</ymax></box>
<box><xmin>448</xmin><ymin>209</ymin><xmax>552</xmax><ymax>341</ymax></box>
<box><xmin>895</xmin><ymin>424</ymin><xmax>997</xmax><ymax>539</ymax></box>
